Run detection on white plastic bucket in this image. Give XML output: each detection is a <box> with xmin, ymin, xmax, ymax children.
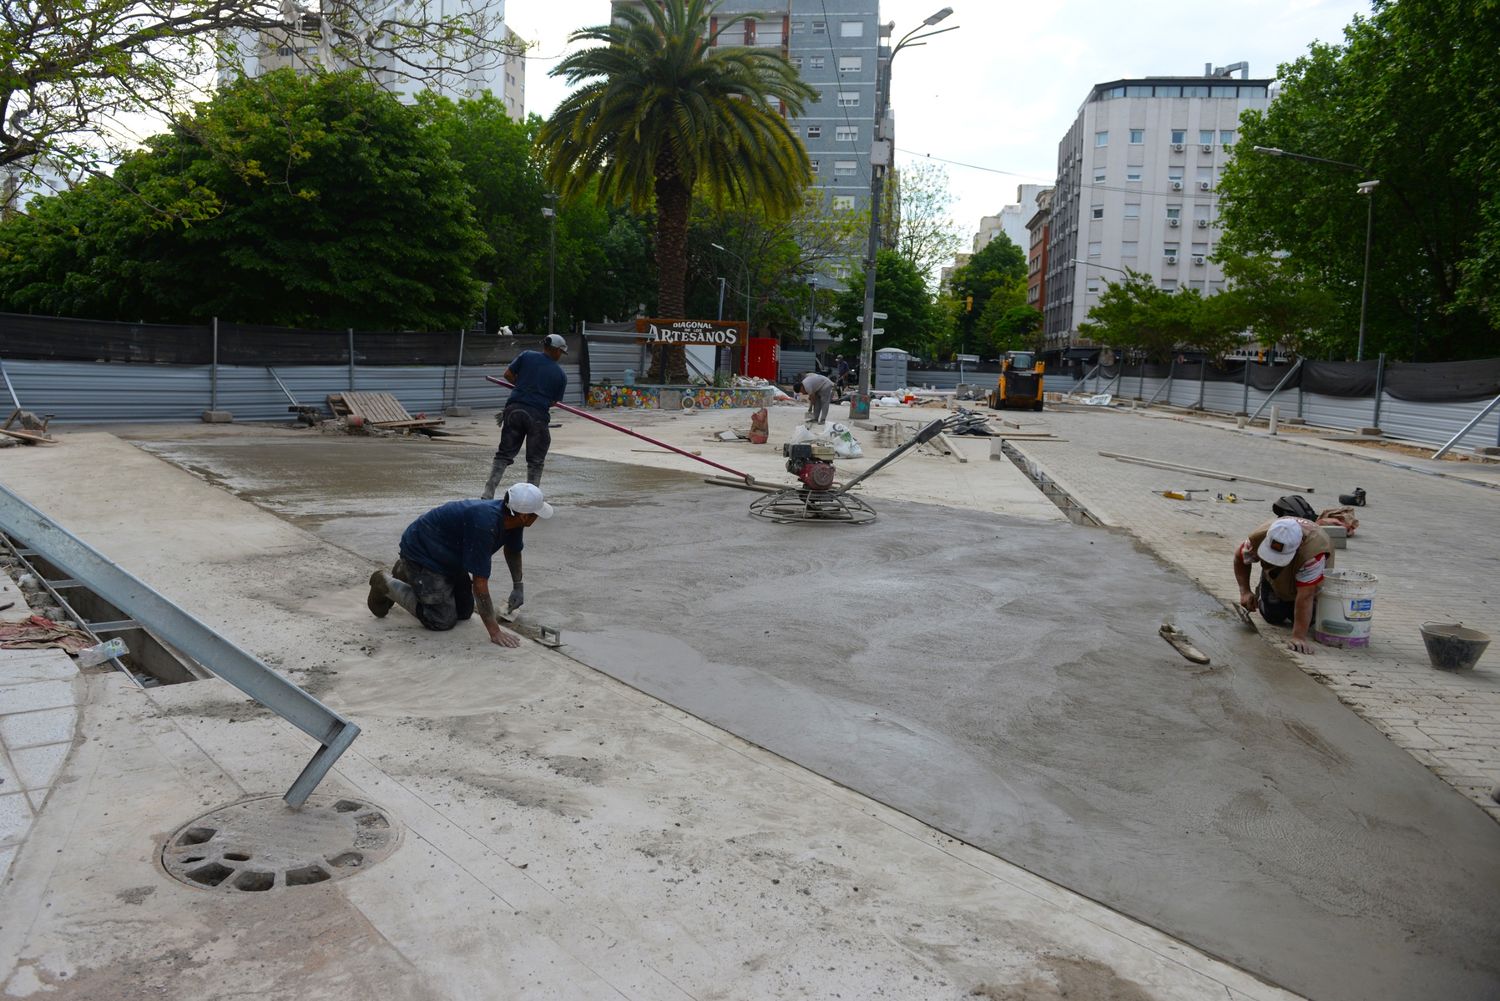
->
<box><xmin>1315</xmin><ymin>569</ymin><xmax>1378</xmax><ymax>648</ymax></box>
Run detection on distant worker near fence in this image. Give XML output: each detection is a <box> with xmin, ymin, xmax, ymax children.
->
<box><xmin>481</xmin><ymin>334</ymin><xmax>568</xmax><ymax>499</ymax></box>
<box><xmin>1232</xmin><ymin>516</ymin><xmax>1334</xmax><ymax>654</ymax></box>
<box><xmin>366</xmin><ymin>484</ymin><xmax>555</xmax><ymax>648</ymax></box>
<box><xmin>799</xmin><ymin>371</ymin><xmax>835</xmax><ymax>426</ymax></box>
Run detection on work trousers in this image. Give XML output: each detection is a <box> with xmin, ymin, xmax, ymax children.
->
<box><xmin>393</xmin><ymin>558</ymin><xmax>472</xmax><ymax>632</ymax></box>
<box><xmin>493</xmin><ymin>404</ymin><xmax>551</xmax><ymax>483</ymax></box>
<box><xmin>806</xmin><ymin>384</ymin><xmax>834</xmax><ymax>425</ymax></box>
<box><xmin>1257</xmin><ymin>575</ymin><xmax>1315</xmax><ymax>627</ymax></box>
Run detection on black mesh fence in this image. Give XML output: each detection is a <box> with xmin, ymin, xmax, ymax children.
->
<box><xmin>1</xmin><ymin>312</ymin><xmax>575</xmax><ymax>368</ymax></box>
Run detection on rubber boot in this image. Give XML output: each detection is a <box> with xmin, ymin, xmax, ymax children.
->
<box><xmin>480</xmin><ymin>457</ymin><xmax>511</xmax><ymax>500</ymax></box>
<box><xmin>380</xmin><ymin>572</ymin><xmax>421</xmax><ymax>618</ymax></box>
<box><xmin>367</xmin><ymin>570</ymin><xmax>393</xmax><ymax>618</ymax></box>
<box><xmin>526</xmin><ymin>464</ymin><xmax>543</xmax><ymax>486</ymax></box>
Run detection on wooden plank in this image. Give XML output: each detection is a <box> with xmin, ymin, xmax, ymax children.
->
<box><xmin>1098</xmin><ymin>450</ymin><xmax>1313</xmax><ymax>493</ymax></box>
<box><xmin>935</xmin><ymin>432</ymin><xmax>968</xmax><ymax>463</ymax></box>
<box><xmin>0</xmin><ymin>427</ymin><xmax>54</xmax><ymax>445</ymax></box>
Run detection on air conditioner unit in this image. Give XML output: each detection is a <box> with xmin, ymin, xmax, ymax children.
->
<box><xmin>1164</xmin><ymin>254</ymin><xmax>1178</xmax><ymax>264</ymax></box>
<box><xmin>1199</xmin><ymin>181</ymin><xmax>1212</xmax><ymax>191</ymax></box>
<box><xmin>1192</xmin><ymin>255</ymin><xmax>1206</xmax><ymax>265</ymax></box>
<box><xmin>1196</xmin><ymin>219</ymin><xmax>1209</xmax><ymax>228</ymax></box>
<box><xmin>1171</xmin><ymin>180</ymin><xmax>1183</xmax><ymax>190</ymax></box>
<box><xmin>1168</xmin><ymin>218</ymin><xmax>1180</xmax><ymax>228</ymax></box>
<box><xmin>1201</xmin><ymin>143</ymin><xmax>1213</xmax><ymax>153</ymax></box>
<box><xmin>1172</xmin><ymin>142</ymin><xmax>1185</xmax><ymax>152</ymax></box>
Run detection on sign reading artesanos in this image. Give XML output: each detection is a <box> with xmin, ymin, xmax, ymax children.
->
<box><xmin>636</xmin><ymin>318</ymin><xmax>747</xmax><ymax>345</ymax></box>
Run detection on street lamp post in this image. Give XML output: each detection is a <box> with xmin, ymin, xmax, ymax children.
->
<box><xmin>711</xmin><ymin>242</ymin><xmax>751</xmax><ymax>373</ymax></box>
<box><xmin>542</xmin><ymin>195</ymin><xmax>558</xmax><ymax>338</ymax></box>
<box><xmin>855</xmin><ymin>8</ymin><xmax>957</xmax><ymax>413</ymax></box>
<box><xmin>1251</xmin><ymin>146</ymin><xmax>1379</xmax><ymax>361</ymax></box>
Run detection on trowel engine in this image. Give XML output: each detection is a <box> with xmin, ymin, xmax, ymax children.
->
<box><xmin>784</xmin><ymin>442</ymin><xmax>837</xmax><ymax>491</ymax></box>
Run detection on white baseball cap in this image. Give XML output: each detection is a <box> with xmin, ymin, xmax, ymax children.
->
<box><xmin>543</xmin><ymin>333</ymin><xmax>568</xmax><ymax>353</ymax></box>
<box><xmin>504</xmin><ymin>483</ymin><xmax>554</xmax><ymax>519</ymax></box>
<box><xmin>1257</xmin><ymin>517</ymin><xmax>1303</xmax><ymax>566</ymax></box>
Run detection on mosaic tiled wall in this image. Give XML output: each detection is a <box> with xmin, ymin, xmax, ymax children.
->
<box><xmin>586</xmin><ymin>386</ymin><xmax>774</xmax><ymax>410</ymax></box>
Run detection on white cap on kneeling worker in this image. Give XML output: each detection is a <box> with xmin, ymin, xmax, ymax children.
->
<box><xmin>504</xmin><ymin>483</ymin><xmax>555</xmax><ymax>519</ymax></box>
<box><xmin>544</xmin><ymin>333</ymin><xmax>568</xmax><ymax>353</ymax></box>
<box><xmin>1257</xmin><ymin>516</ymin><xmax>1303</xmax><ymax>566</ymax></box>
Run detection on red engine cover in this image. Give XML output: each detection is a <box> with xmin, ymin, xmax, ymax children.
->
<box><xmin>797</xmin><ymin>459</ymin><xmax>837</xmax><ymax>491</ymax></box>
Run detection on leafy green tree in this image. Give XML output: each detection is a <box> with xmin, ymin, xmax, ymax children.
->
<box><xmin>1217</xmin><ymin>0</ymin><xmax>1499</xmax><ymax>360</ymax></box>
<box><xmin>830</xmin><ymin>249</ymin><xmax>935</xmax><ymax>357</ymax></box>
<box><xmin>538</xmin><ymin>0</ymin><xmax>815</xmax><ymax>378</ymax></box>
<box><xmin>893</xmin><ymin>161</ymin><xmax>963</xmax><ymax>288</ymax></box>
<box><xmin>949</xmin><ymin>234</ymin><xmax>1028</xmax><ymax>354</ymax></box>
<box><xmin>0</xmin><ymin>70</ymin><xmax>486</xmax><ymax>328</ymax></box>
<box><xmin>0</xmin><ymin>0</ymin><xmax>522</xmax><ymax>199</ymax></box>
<box><xmin>1206</xmin><ymin>249</ymin><xmax>1338</xmax><ymax>356</ymax></box>
<box><xmin>1078</xmin><ymin>271</ymin><xmax>1237</xmax><ymax>362</ymax></box>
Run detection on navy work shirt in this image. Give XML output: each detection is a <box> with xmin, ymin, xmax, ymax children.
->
<box><xmin>506</xmin><ymin>350</ymin><xmax>567</xmax><ymax>413</ymax></box>
<box><xmin>399</xmin><ymin>499</ymin><xmax>525</xmax><ymax>581</ymax></box>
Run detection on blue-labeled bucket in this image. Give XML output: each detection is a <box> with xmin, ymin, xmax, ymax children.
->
<box><xmin>1314</xmin><ymin>569</ymin><xmax>1377</xmax><ymax>648</ymax></box>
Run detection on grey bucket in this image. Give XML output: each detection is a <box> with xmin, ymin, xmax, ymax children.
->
<box><xmin>1419</xmin><ymin>622</ymin><xmax>1491</xmax><ymax>671</ymax></box>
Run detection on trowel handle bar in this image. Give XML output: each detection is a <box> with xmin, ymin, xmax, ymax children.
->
<box><xmin>484</xmin><ymin>375</ymin><xmax>755</xmax><ymax>484</ymax></box>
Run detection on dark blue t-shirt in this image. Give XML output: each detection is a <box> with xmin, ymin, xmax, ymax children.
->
<box><xmin>506</xmin><ymin>350</ymin><xmax>567</xmax><ymax>413</ymax></box>
<box><xmin>399</xmin><ymin>499</ymin><xmax>525</xmax><ymax>580</ymax></box>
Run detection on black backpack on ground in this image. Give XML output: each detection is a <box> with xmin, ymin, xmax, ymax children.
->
<box><xmin>1271</xmin><ymin>494</ymin><xmax>1318</xmax><ymax>520</ymax></box>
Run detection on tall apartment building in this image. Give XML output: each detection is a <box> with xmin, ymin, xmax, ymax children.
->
<box><xmin>1035</xmin><ymin>63</ymin><xmax>1271</xmax><ymax>354</ymax></box>
<box><xmin>1026</xmin><ymin>187</ymin><xmax>1053</xmax><ymax>313</ymax></box>
<box><xmin>220</xmin><ymin>0</ymin><xmax>525</xmax><ymax>118</ymax></box>
<box><xmin>974</xmin><ymin>183</ymin><xmax>1048</xmax><ymax>255</ymax></box>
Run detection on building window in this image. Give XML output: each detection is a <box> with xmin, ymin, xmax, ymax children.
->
<box><xmin>812</xmin><ymin>20</ymin><xmax>826</xmax><ymax>33</ymax></box>
<box><xmin>1091</xmin><ymin>205</ymin><xmax>1104</xmax><ymax>219</ymax></box>
<box><xmin>833</xmin><ymin>195</ymin><xmax>854</xmax><ymax>210</ymax></box>
<box><xmin>1121</xmin><ymin>241</ymin><xmax>1139</xmax><ymax>257</ymax></box>
<box><xmin>1126</xmin><ymin>169</ymin><xmax>1142</xmax><ymax>183</ymax></box>
<box><xmin>1168</xmin><ymin>168</ymin><xmax>1184</xmax><ymax>182</ymax></box>
<box><xmin>791</xmin><ymin>56</ymin><xmax>802</xmax><ymax>70</ymax></box>
<box><xmin>839</xmin><ymin>56</ymin><xmax>862</xmax><ymax>73</ymax></box>
<box><xmin>1129</xmin><ymin>128</ymin><xmax>1144</xmax><ymax>144</ymax></box>
<box><xmin>1199</xmin><ymin>129</ymin><xmax>1214</xmax><ymax>145</ymax></box>
<box><xmin>1166</xmin><ymin>207</ymin><xmax>1180</xmax><ymax>220</ymax></box>
<box><xmin>836</xmin><ymin>125</ymin><xmax>857</xmax><ymax>141</ymax></box>
<box><xmin>1095</xmin><ymin>131</ymin><xmax>1109</xmax><ymax>147</ymax></box>
<box><xmin>1220</xmin><ymin>129</ymin><xmax>1236</xmax><ymax>146</ymax></box>
<box><xmin>1161</xmin><ymin>279</ymin><xmax>1178</xmax><ymax>291</ymax></box>
<box><xmin>837</xmin><ymin>91</ymin><xmax>859</xmax><ymax>107</ymax></box>
<box><xmin>1093</xmin><ymin>168</ymin><xmax>1106</xmax><ymax>183</ymax></box>
<box><xmin>833</xmin><ymin>160</ymin><xmax>856</xmax><ymax>176</ymax></box>
<box><xmin>809</xmin><ymin>159</ymin><xmax>819</xmax><ymax>174</ymax></box>
<box><xmin>1171</xmin><ymin>129</ymin><xmax>1186</xmax><ymax>144</ymax></box>
<box><xmin>277</xmin><ymin>45</ymin><xmax>293</xmax><ymax>56</ymax></box>
<box><xmin>791</xmin><ymin>20</ymin><xmax>805</xmax><ymax>33</ymax></box>
<box><xmin>1164</xmin><ymin>242</ymin><xmax>1180</xmax><ymax>257</ymax></box>
<box><xmin>805</xmin><ymin>125</ymin><xmax>822</xmax><ymax>139</ymax></box>
<box><xmin>1087</xmin><ymin>278</ymin><xmax>1101</xmax><ymax>293</ymax></box>
<box><xmin>1123</xmin><ymin>203</ymin><xmax>1140</xmax><ymax>219</ymax></box>
<box><xmin>840</xmin><ymin>20</ymin><xmax>863</xmax><ymax>37</ymax></box>
<box><xmin>1088</xmin><ymin>241</ymin><xmax>1102</xmax><ymax>257</ymax></box>
<box><xmin>809</xmin><ymin>55</ymin><xmax>825</xmax><ymax>70</ymax></box>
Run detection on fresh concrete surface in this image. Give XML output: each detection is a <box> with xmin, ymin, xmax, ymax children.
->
<box><xmin>0</xmin><ymin>431</ymin><xmax>1297</xmax><ymax>1001</ymax></box>
<box><xmin>0</xmin><ymin>650</ymin><xmax>82</xmax><ymax>880</ymax></box>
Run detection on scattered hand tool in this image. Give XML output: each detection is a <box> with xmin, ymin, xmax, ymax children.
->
<box><xmin>1159</xmin><ymin>623</ymin><xmax>1211</xmax><ymax>664</ymax></box>
<box><xmin>1215</xmin><ymin>493</ymin><xmax>1266</xmax><ymax>503</ymax></box>
<box><xmin>1160</xmin><ymin>488</ymin><xmax>1212</xmax><ymax>500</ymax></box>
<box><xmin>0</xmin><ymin>601</ymin><xmax>14</xmax><ymax>612</ymax></box>
<box><xmin>1230</xmin><ymin>602</ymin><xmax>1257</xmax><ymax>632</ymax></box>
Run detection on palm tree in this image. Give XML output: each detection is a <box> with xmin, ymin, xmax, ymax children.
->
<box><xmin>538</xmin><ymin>0</ymin><xmax>815</xmax><ymax>380</ymax></box>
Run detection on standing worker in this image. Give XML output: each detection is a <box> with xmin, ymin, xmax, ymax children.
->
<box><xmin>1232</xmin><ymin>516</ymin><xmax>1334</xmax><ymax>654</ymax></box>
<box><xmin>799</xmin><ymin>371</ymin><xmax>835</xmax><ymax>426</ymax></box>
<box><xmin>481</xmin><ymin>333</ymin><xmax>569</xmax><ymax>499</ymax></box>
<box><xmin>367</xmin><ymin>484</ymin><xmax>555</xmax><ymax>648</ymax></box>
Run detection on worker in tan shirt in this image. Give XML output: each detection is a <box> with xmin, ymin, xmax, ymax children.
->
<box><xmin>1232</xmin><ymin>516</ymin><xmax>1335</xmax><ymax>654</ymax></box>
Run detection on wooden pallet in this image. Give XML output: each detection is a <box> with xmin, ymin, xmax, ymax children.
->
<box><xmin>327</xmin><ymin>391</ymin><xmax>444</xmax><ymax>428</ymax></box>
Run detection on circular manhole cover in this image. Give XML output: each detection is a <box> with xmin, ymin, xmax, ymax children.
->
<box><xmin>161</xmin><ymin>794</ymin><xmax>399</xmax><ymax>892</ymax></box>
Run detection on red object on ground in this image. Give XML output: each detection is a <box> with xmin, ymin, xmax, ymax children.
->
<box><xmin>742</xmin><ymin>338</ymin><xmax>779</xmax><ymax>381</ymax></box>
<box><xmin>484</xmin><ymin>376</ymin><xmax>755</xmax><ymax>483</ymax></box>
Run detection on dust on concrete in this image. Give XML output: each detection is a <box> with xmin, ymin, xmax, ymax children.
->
<box><xmin>971</xmin><ymin>954</ymin><xmax>1155</xmax><ymax>1001</ymax></box>
<box><xmin>113</xmin><ymin>886</ymin><xmax>155</xmax><ymax>906</ymax></box>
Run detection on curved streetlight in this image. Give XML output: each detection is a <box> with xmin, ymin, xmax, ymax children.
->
<box><xmin>711</xmin><ymin>241</ymin><xmax>751</xmax><ymax>375</ymax></box>
<box><xmin>1251</xmin><ymin>145</ymin><xmax>1379</xmax><ymax>361</ymax></box>
<box><xmin>855</xmin><ymin>8</ymin><xmax>959</xmax><ymax>413</ymax></box>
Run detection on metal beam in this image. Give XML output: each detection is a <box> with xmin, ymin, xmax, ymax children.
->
<box><xmin>0</xmin><ymin>485</ymin><xmax>359</xmax><ymax>807</ymax></box>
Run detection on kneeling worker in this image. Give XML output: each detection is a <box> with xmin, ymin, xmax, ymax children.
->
<box><xmin>367</xmin><ymin>483</ymin><xmax>555</xmax><ymax>649</ymax></box>
<box><xmin>1232</xmin><ymin>515</ymin><xmax>1333</xmax><ymax>654</ymax></box>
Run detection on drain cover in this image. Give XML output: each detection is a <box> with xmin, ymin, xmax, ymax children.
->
<box><xmin>161</xmin><ymin>794</ymin><xmax>398</xmax><ymax>892</ymax></box>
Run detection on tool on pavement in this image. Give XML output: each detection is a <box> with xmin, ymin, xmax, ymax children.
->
<box><xmin>1231</xmin><ymin>602</ymin><xmax>1257</xmax><ymax>632</ymax></box>
<box><xmin>1160</xmin><ymin>488</ymin><xmax>1212</xmax><ymax>500</ymax></box>
<box><xmin>1159</xmin><ymin>623</ymin><xmax>1211</xmax><ymax>664</ymax></box>
<box><xmin>1215</xmin><ymin>493</ymin><xmax>1266</xmax><ymax>503</ymax></box>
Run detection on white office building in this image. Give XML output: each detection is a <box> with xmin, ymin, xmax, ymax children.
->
<box><xmin>1039</xmin><ymin>62</ymin><xmax>1272</xmax><ymax>352</ymax></box>
<box><xmin>973</xmin><ymin>183</ymin><xmax>1047</xmax><ymax>255</ymax></box>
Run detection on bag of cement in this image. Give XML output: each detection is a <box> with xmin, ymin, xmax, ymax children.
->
<box><xmin>788</xmin><ymin>424</ymin><xmax>816</xmax><ymax>445</ymax></box>
<box><xmin>826</xmin><ymin>423</ymin><xmax>863</xmax><ymax>459</ymax></box>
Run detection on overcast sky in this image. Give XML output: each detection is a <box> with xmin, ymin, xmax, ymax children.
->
<box><xmin>506</xmin><ymin>1</ymin><xmax>1371</xmax><ymax>245</ymax></box>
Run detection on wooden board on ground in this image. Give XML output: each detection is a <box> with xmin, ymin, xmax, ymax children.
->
<box><xmin>0</xmin><ymin>427</ymin><xmax>55</xmax><ymax>445</ymax></box>
<box><xmin>328</xmin><ymin>391</ymin><xmax>444</xmax><ymax>428</ymax></box>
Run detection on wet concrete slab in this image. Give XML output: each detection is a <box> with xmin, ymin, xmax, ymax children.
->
<box><xmin>138</xmin><ymin>434</ymin><xmax>1500</xmax><ymax>1001</ymax></box>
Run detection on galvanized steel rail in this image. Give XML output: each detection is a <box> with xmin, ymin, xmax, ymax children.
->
<box><xmin>0</xmin><ymin>484</ymin><xmax>359</xmax><ymax>807</ymax></box>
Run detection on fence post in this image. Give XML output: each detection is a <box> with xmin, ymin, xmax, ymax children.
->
<box><xmin>447</xmin><ymin>328</ymin><xmax>471</xmax><ymax>416</ymax></box>
<box><xmin>1241</xmin><ymin>359</ymin><xmax>1251</xmax><ymax>415</ymax></box>
<box><xmin>347</xmin><ymin>329</ymin><xmax>355</xmax><ymax>390</ymax></box>
<box><xmin>200</xmin><ymin>317</ymin><xmax>231</xmax><ymax>422</ymax></box>
<box><xmin>1166</xmin><ymin>358</ymin><xmax>1175</xmax><ymax>405</ymax></box>
<box><xmin>1371</xmin><ymin>353</ymin><xmax>1385</xmax><ymax>430</ymax></box>
<box><xmin>1197</xmin><ymin>360</ymin><xmax>1207</xmax><ymax>410</ymax></box>
<box><xmin>1248</xmin><ymin>358</ymin><xmax>1304</xmax><ymax>425</ymax></box>
<box><xmin>1297</xmin><ymin>379</ymin><xmax>1305</xmax><ymax>421</ymax></box>
<box><xmin>1138</xmin><ymin>364</ymin><xmax>1145</xmax><ymax>401</ymax></box>
<box><xmin>1433</xmin><ymin>392</ymin><xmax>1500</xmax><ymax>459</ymax></box>
<box><xmin>1145</xmin><ymin>358</ymin><xmax>1175</xmax><ymax>406</ymax></box>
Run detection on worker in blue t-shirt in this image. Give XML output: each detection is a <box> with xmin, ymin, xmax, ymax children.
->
<box><xmin>481</xmin><ymin>333</ymin><xmax>569</xmax><ymax>499</ymax></box>
<box><xmin>366</xmin><ymin>484</ymin><xmax>555</xmax><ymax>648</ymax></box>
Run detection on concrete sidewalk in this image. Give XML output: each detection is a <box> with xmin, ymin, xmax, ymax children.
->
<box><xmin>1011</xmin><ymin>404</ymin><xmax>1500</xmax><ymax>821</ymax></box>
<box><xmin>0</xmin><ymin>432</ymin><xmax>1296</xmax><ymax>1000</ymax></box>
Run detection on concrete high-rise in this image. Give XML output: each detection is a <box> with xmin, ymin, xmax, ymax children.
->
<box><xmin>1035</xmin><ymin>62</ymin><xmax>1272</xmax><ymax>354</ymax></box>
